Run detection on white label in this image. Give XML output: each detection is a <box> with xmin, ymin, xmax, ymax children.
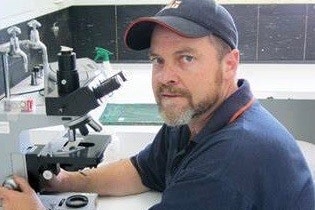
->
<box><xmin>0</xmin><ymin>122</ymin><xmax>10</xmax><ymax>134</ymax></box>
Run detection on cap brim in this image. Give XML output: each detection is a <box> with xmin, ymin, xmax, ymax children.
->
<box><xmin>124</xmin><ymin>16</ymin><xmax>210</xmax><ymax>51</ymax></box>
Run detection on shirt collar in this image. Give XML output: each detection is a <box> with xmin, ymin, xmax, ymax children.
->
<box><xmin>193</xmin><ymin>79</ymin><xmax>254</xmax><ymax>143</ymax></box>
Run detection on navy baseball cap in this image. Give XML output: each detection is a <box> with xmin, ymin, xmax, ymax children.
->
<box><xmin>124</xmin><ymin>0</ymin><xmax>238</xmax><ymax>51</ymax></box>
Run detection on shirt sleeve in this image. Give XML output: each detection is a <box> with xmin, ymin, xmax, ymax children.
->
<box><xmin>130</xmin><ymin>125</ymin><xmax>169</xmax><ymax>192</ymax></box>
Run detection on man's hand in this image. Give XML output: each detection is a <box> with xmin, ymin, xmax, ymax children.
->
<box><xmin>0</xmin><ymin>176</ymin><xmax>45</xmax><ymax>210</ymax></box>
<box><xmin>43</xmin><ymin>168</ymin><xmax>72</xmax><ymax>192</ymax></box>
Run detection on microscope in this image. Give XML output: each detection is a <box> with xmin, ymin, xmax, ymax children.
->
<box><xmin>0</xmin><ymin>23</ymin><xmax>127</xmax><ymax>195</ymax></box>
<box><xmin>26</xmin><ymin>46</ymin><xmax>127</xmax><ymax>192</ymax></box>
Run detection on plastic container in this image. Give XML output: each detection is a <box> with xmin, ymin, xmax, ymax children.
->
<box><xmin>94</xmin><ymin>47</ymin><xmax>114</xmax><ymax>78</ymax></box>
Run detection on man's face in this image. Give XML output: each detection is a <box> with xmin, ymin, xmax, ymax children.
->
<box><xmin>149</xmin><ymin>26</ymin><xmax>226</xmax><ymax>126</ymax></box>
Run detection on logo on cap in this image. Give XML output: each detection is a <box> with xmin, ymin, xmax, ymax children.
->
<box><xmin>165</xmin><ymin>0</ymin><xmax>181</xmax><ymax>9</ymax></box>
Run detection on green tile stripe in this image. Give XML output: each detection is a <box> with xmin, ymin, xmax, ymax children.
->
<box><xmin>99</xmin><ymin>103</ymin><xmax>164</xmax><ymax>125</ymax></box>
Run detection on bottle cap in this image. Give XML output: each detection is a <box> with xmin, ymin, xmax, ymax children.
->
<box><xmin>94</xmin><ymin>47</ymin><xmax>113</xmax><ymax>62</ymax></box>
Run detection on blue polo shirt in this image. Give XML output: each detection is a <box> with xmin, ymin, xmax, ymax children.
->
<box><xmin>131</xmin><ymin>79</ymin><xmax>315</xmax><ymax>210</ymax></box>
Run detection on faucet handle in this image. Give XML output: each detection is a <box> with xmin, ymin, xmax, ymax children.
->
<box><xmin>27</xmin><ymin>19</ymin><xmax>42</xmax><ymax>29</ymax></box>
<box><xmin>7</xmin><ymin>26</ymin><xmax>21</xmax><ymax>37</ymax></box>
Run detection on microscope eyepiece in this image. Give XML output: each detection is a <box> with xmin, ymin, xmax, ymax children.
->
<box><xmin>93</xmin><ymin>72</ymin><xmax>126</xmax><ymax>99</ymax></box>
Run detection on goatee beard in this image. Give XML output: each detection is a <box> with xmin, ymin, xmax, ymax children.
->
<box><xmin>156</xmin><ymin>84</ymin><xmax>194</xmax><ymax>127</ymax></box>
<box><xmin>156</xmin><ymin>84</ymin><xmax>221</xmax><ymax>127</ymax></box>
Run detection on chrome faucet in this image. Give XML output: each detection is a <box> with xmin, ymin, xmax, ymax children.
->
<box><xmin>7</xmin><ymin>26</ymin><xmax>29</xmax><ymax>71</ymax></box>
<box><xmin>0</xmin><ymin>26</ymin><xmax>29</xmax><ymax>98</ymax></box>
<box><xmin>25</xmin><ymin>19</ymin><xmax>50</xmax><ymax>94</ymax></box>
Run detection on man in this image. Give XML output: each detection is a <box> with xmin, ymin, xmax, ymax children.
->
<box><xmin>0</xmin><ymin>0</ymin><xmax>314</xmax><ymax>209</ymax></box>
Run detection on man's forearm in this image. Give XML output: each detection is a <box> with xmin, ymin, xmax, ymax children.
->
<box><xmin>61</xmin><ymin>158</ymin><xmax>149</xmax><ymax>196</ymax></box>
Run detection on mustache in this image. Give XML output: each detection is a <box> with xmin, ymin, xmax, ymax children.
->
<box><xmin>157</xmin><ymin>84</ymin><xmax>190</xmax><ymax>97</ymax></box>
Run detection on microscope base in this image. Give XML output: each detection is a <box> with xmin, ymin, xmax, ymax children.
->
<box><xmin>25</xmin><ymin>134</ymin><xmax>111</xmax><ymax>192</ymax></box>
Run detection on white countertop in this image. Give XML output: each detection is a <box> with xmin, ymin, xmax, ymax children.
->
<box><xmin>110</xmin><ymin>63</ymin><xmax>315</xmax><ymax>100</ymax></box>
<box><xmin>97</xmin><ymin>191</ymin><xmax>161</xmax><ymax>210</ymax></box>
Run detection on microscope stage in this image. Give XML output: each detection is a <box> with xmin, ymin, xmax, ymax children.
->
<box><xmin>25</xmin><ymin>134</ymin><xmax>111</xmax><ymax>191</ymax></box>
